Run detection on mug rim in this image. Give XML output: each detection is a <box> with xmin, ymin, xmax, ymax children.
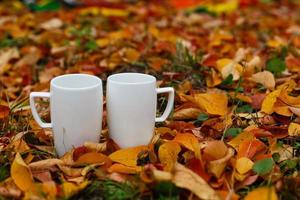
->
<box><xmin>108</xmin><ymin>73</ymin><xmax>156</xmax><ymax>85</ymax></box>
<box><xmin>51</xmin><ymin>74</ymin><xmax>102</xmax><ymax>90</ymax></box>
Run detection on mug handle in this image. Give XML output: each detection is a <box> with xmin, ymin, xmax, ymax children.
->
<box><xmin>29</xmin><ymin>92</ymin><xmax>52</xmax><ymax>128</ymax></box>
<box><xmin>155</xmin><ymin>87</ymin><xmax>175</xmax><ymax>122</ymax></box>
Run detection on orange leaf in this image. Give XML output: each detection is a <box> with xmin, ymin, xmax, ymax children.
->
<box><xmin>192</xmin><ymin>93</ymin><xmax>228</xmax><ymax>116</ymax></box>
<box><xmin>109</xmin><ymin>145</ymin><xmax>148</xmax><ymax>167</ymax></box>
<box><xmin>237</xmin><ymin>139</ymin><xmax>266</xmax><ymax>159</ymax></box>
<box><xmin>158</xmin><ymin>141</ymin><xmax>181</xmax><ymax>171</ymax></box>
<box><xmin>203</xmin><ymin>140</ymin><xmax>228</xmax><ymax>161</ymax></box>
<box><xmin>76</xmin><ymin>152</ymin><xmax>112</xmax><ymax>168</ymax></box>
<box><xmin>186</xmin><ymin>158</ymin><xmax>210</xmax><ymax>182</ymax></box>
<box><xmin>173</xmin><ymin>133</ymin><xmax>200</xmax><ymax>158</ymax></box>
<box><xmin>228</xmin><ymin>131</ymin><xmax>255</xmax><ymax>150</ymax></box>
<box><xmin>108</xmin><ymin>163</ymin><xmax>141</xmax><ymax>174</ymax></box>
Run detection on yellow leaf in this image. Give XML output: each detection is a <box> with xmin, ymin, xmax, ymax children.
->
<box><xmin>261</xmin><ymin>89</ymin><xmax>281</xmax><ymax>114</ymax></box>
<box><xmin>62</xmin><ymin>181</ymin><xmax>89</xmax><ymax>198</ymax></box>
<box><xmin>96</xmin><ymin>38</ymin><xmax>110</xmax><ymax>47</ymax></box>
<box><xmin>11</xmin><ymin>153</ymin><xmax>34</xmax><ymax>192</ymax></box>
<box><xmin>108</xmin><ymin>163</ymin><xmax>141</xmax><ymax>174</ymax></box>
<box><xmin>234</xmin><ymin>171</ymin><xmax>248</xmax><ymax>181</ymax></box>
<box><xmin>206</xmin><ymin>0</ymin><xmax>238</xmax><ymax>15</ymax></box>
<box><xmin>192</xmin><ymin>93</ymin><xmax>228</xmax><ymax>115</ymax></box>
<box><xmin>236</xmin><ymin>157</ymin><xmax>254</xmax><ymax>174</ymax></box>
<box><xmin>109</xmin><ymin>145</ymin><xmax>148</xmax><ymax>167</ymax></box>
<box><xmin>288</xmin><ymin>122</ymin><xmax>300</xmax><ymax>136</ymax></box>
<box><xmin>216</xmin><ymin>58</ymin><xmax>243</xmax><ymax>81</ymax></box>
<box><xmin>245</xmin><ymin>186</ymin><xmax>278</xmax><ymax>200</ymax></box>
<box><xmin>76</xmin><ymin>152</ymin><xmax>111</xmax><ymax>166</ymax></box>
<box><xmin>228</xmin><ymin>131</ymin><xmax>255</xmax><ymax>150</ymax></box>
<box><xmin>251</xmin><ymin>71</ymin><xmax>275</xmax><ymax>90</ymax></box>
<box><xmin>42</xmin><ymin>181</ymin><xmax>57</xmax><ymax>198</ymax></box>
<box><xmin>173</xmin><ymin>133</ymin><xmax>200</xmax><ymax>158</ymax></box>
<box><xmin>158</xmin><ymin>141</ymin><xmax>181</xmax><ymax>171</ymax></box>
<box><xmin>100</xmin><ymin>8</ymin><xmax>129</xmax><ymax>17</ymax></box>
<box><xmin>206</xmin><ymin>69</ymin><xmax>222</xmax><ymax>87</ymax></box>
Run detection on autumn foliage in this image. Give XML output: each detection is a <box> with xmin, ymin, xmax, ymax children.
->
<box><xmin>0</xmin><ymin>0</ymin><xmax>300</xmax><ymax>199</ymax></box>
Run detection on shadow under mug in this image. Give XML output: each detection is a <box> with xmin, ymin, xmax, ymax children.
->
<box><xmin>106</xmin><ymin>73</ymin><xmax>174</xmax><ymax>148</ymax></box>
<box><xmin>30</xmin><ymin>74</ymin><xmax>103</xmax><ymax>157</ymax></box>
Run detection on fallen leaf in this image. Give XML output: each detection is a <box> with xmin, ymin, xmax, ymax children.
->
<box><xmin>172</xmin><ymin>163</ymin><xmax>221</xmax><ymax>200</ymax></box>
<box><xmin>188</xmin><ymin>93</ymin><xmax>228</xmax><ymax>116</ymax></box>
<box><xmin>11</xmin><ymin>153</ymin><xmax>34</xmax><ymax>192</ymax></box>
<box><xmin>173</xmin><ymin>133</ymin><xmax>200</xmax><ymax>158</ymax></box>
<box><xmin>208</xmin><ymin>148</ymin><xmax>235</xmax><ymax>178</ymax></box>
<box><xmin>173</xmin><ymin>107</ymin><xmax>201</xmax><ymax>120</ymax></box>
<box><xmin>203</xmin><ymin>140</ymin><xmax>228</xmax><ymax>161</ymax></box>
<box><xmin>228</xmin><ymin>131</ymin><xmax>255</xmax><ymax>150</ymax></box>
<box><xmin>109</xmin><ymin>145</ymin><xmax>148</xmax><ymax>167</ymax></box>
<box><xmin>62</xmin><ymin>181</ymin><xmax>89</xmax><ymax>198</ymax></box>
<box><xmin>261</xmin><ymin>89</ymin><xmax>281</xmax><ymax>114</ymax></box>
<box><xmin>0</xmin><ymin>105</ymin><xmax>10</xmax><ymax>119</ymax></box>
<box><xmin>236</xmin><ymin>157</ymin><xmax>254</xmax><ymax>174</ymax></box>
<box><xmin>158</xmin><ymin>141</ymin><xmax>181</xmax><ymax>171</ymax></box>
<box><xmin>108</xmin><ymin>163</ymin><xmax>141</xmax><ymax>174</ymax></box>
<box><xmin>244</xmin><ymin>186</ymin><xmax>278</xmax><ymax>200</ymax></box>
<box><xmin>76</xmin><ymin>152</ymin><xmax>112</xmax><ymax>168</ymax></box>
<box><xmin>251</xmin><ymin>71</ymin><xmax>275</xmax><ymax>90</ymax></box>
<box><xmin>237</xmin><ymin>139</ymin><xmax>266</xmax><ymax>159</ymax></box>
<box><xmin>252</xmin><ymin>158</ymin><xmax>274</xmax><ymax>175</ymax></box>
<box><xmin>288</xmin><ymin>122</ymin><xmax>300</xmax><ymax>136</ymax></box>
<box><xmin>40</xmin><ymin>18</ymin><xmax>63</xmax><ymax>30</ymax></box>
<box><xmin>29</xmin><ymin>159</ymin><xmax>64</xmax><ymax>171</ymax></box>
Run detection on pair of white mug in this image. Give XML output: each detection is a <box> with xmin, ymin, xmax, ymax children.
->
<box><xmin>30</xmin><ymin>73</ymin><xmax>174</xmax><ymax>157</ymax></box>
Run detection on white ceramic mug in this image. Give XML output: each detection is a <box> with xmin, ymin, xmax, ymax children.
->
<box><xmin>30</xmin><ymin>74</ymin><xmax>103</xmax><ymax>157</ymax></box>
<box><xmin>106</xmin><ymin>73</ymin><xmax>174</xmax><ymax>148</ymax></box>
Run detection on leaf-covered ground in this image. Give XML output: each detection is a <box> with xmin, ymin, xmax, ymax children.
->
<box><xmin>0</xmin><ymin>0</ymin><xmax>300</xmax><ymax>199</ymax></box>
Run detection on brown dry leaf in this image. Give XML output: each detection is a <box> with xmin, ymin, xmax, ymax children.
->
<box><xmin>251</xmin><ymin>71</ymin><xmax>275</xmax><ymax>90</ymax></box>
<box><xmin>208</xmin><ymin>148</ymin><xmax>234</xmax><ymax>178</ymax></box>
<box><xmin>173</xmin><ymin>133</ymin><xmax>200</xmax><ymax>158</ymax></box>
<box><xmin>29</xmin><ymin>159</ymin><xmax>64</xmax><ymax>171</ymax></box>
<box><xmin>0</xmin><ymin>105</ymin><xmax>10</xmax><ymax>119</ymax></box>
<box><xmin>288</xmin><ymin>122</ymin><xmax>300</xmax><ymax>136</ymax></box>
<box><xmin>244</xmin><ymin>186</ymin><xmax>278</xmax><ymax>200</ymax></box>
<box><xmin>84</xmin><ymin>141</ymin><xmax>107</xmax><ymax>152</ymax></box>
<box><xmin>40</xmin><ymin>18</ymin><xmax>63</xmax><ymax>30</ymax></box>
<box><xmin>158</xmin><ymin>141</ymin><xmax>181</xmax><ymax>171</ymax></box>
<box><xmin>109</xmin><ymin>145</ymin><xmax>148</xmax><ymax>167</ymax></box>
<box><xmin>0</xmin><ymin>48</ymin><xmax>19</xmax><ymax>71</ymax></box>
<box><xmin>108</xmin><ymin>163</ymin><xmax>141</xmax><ymax>174</ymax></box>
<box><xmin>11</xmin><ymin>153</ymin><xmax>35</xmax><ymax>192</ymax></box>
<box><xmin>172</xmin><ymin>163</ymin><xmax>221</xmax><ymax>200</ymax></box>
<box><xmin>192</xmin><ymin>93</ymin><xmax>228</xmax><ymax>116</ymax></box>
<box><xmin>173</xmin><ymin>107</ymin><xmax>201</xmax><ymax>120</ymax></box>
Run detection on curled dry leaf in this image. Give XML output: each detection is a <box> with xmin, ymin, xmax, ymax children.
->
<box><xmin>29</xmin><ymin>159</ymin><xmax>64</xmax><ymax>171</ymax></box>
<box><xmin>11</xmin><ymin>153</ymin><xmax>34</xmax><ymax>192</ymax></box>
<box><xmin>251</xmin><ymin>71</ymin><xmax>275</xmax><ymax>90</ymax></box>
<box><xmin>84</xmin><ymin>141</ymin><xmax>107</xmax><ymax>152</ymax></box>
<box><xmin>208</xmin><ymin>148</ymin><xmax>234</xmax><ymax>178</ymax></box>
<box><xmin>158</xmin><ymin>141</ymin><xmax>181</xmax><ymax>171</ymax></box>
<box><xmin>109</xmin><ymin>145</ymin><xmax>148</xmax><ymax>167</ymax></box>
